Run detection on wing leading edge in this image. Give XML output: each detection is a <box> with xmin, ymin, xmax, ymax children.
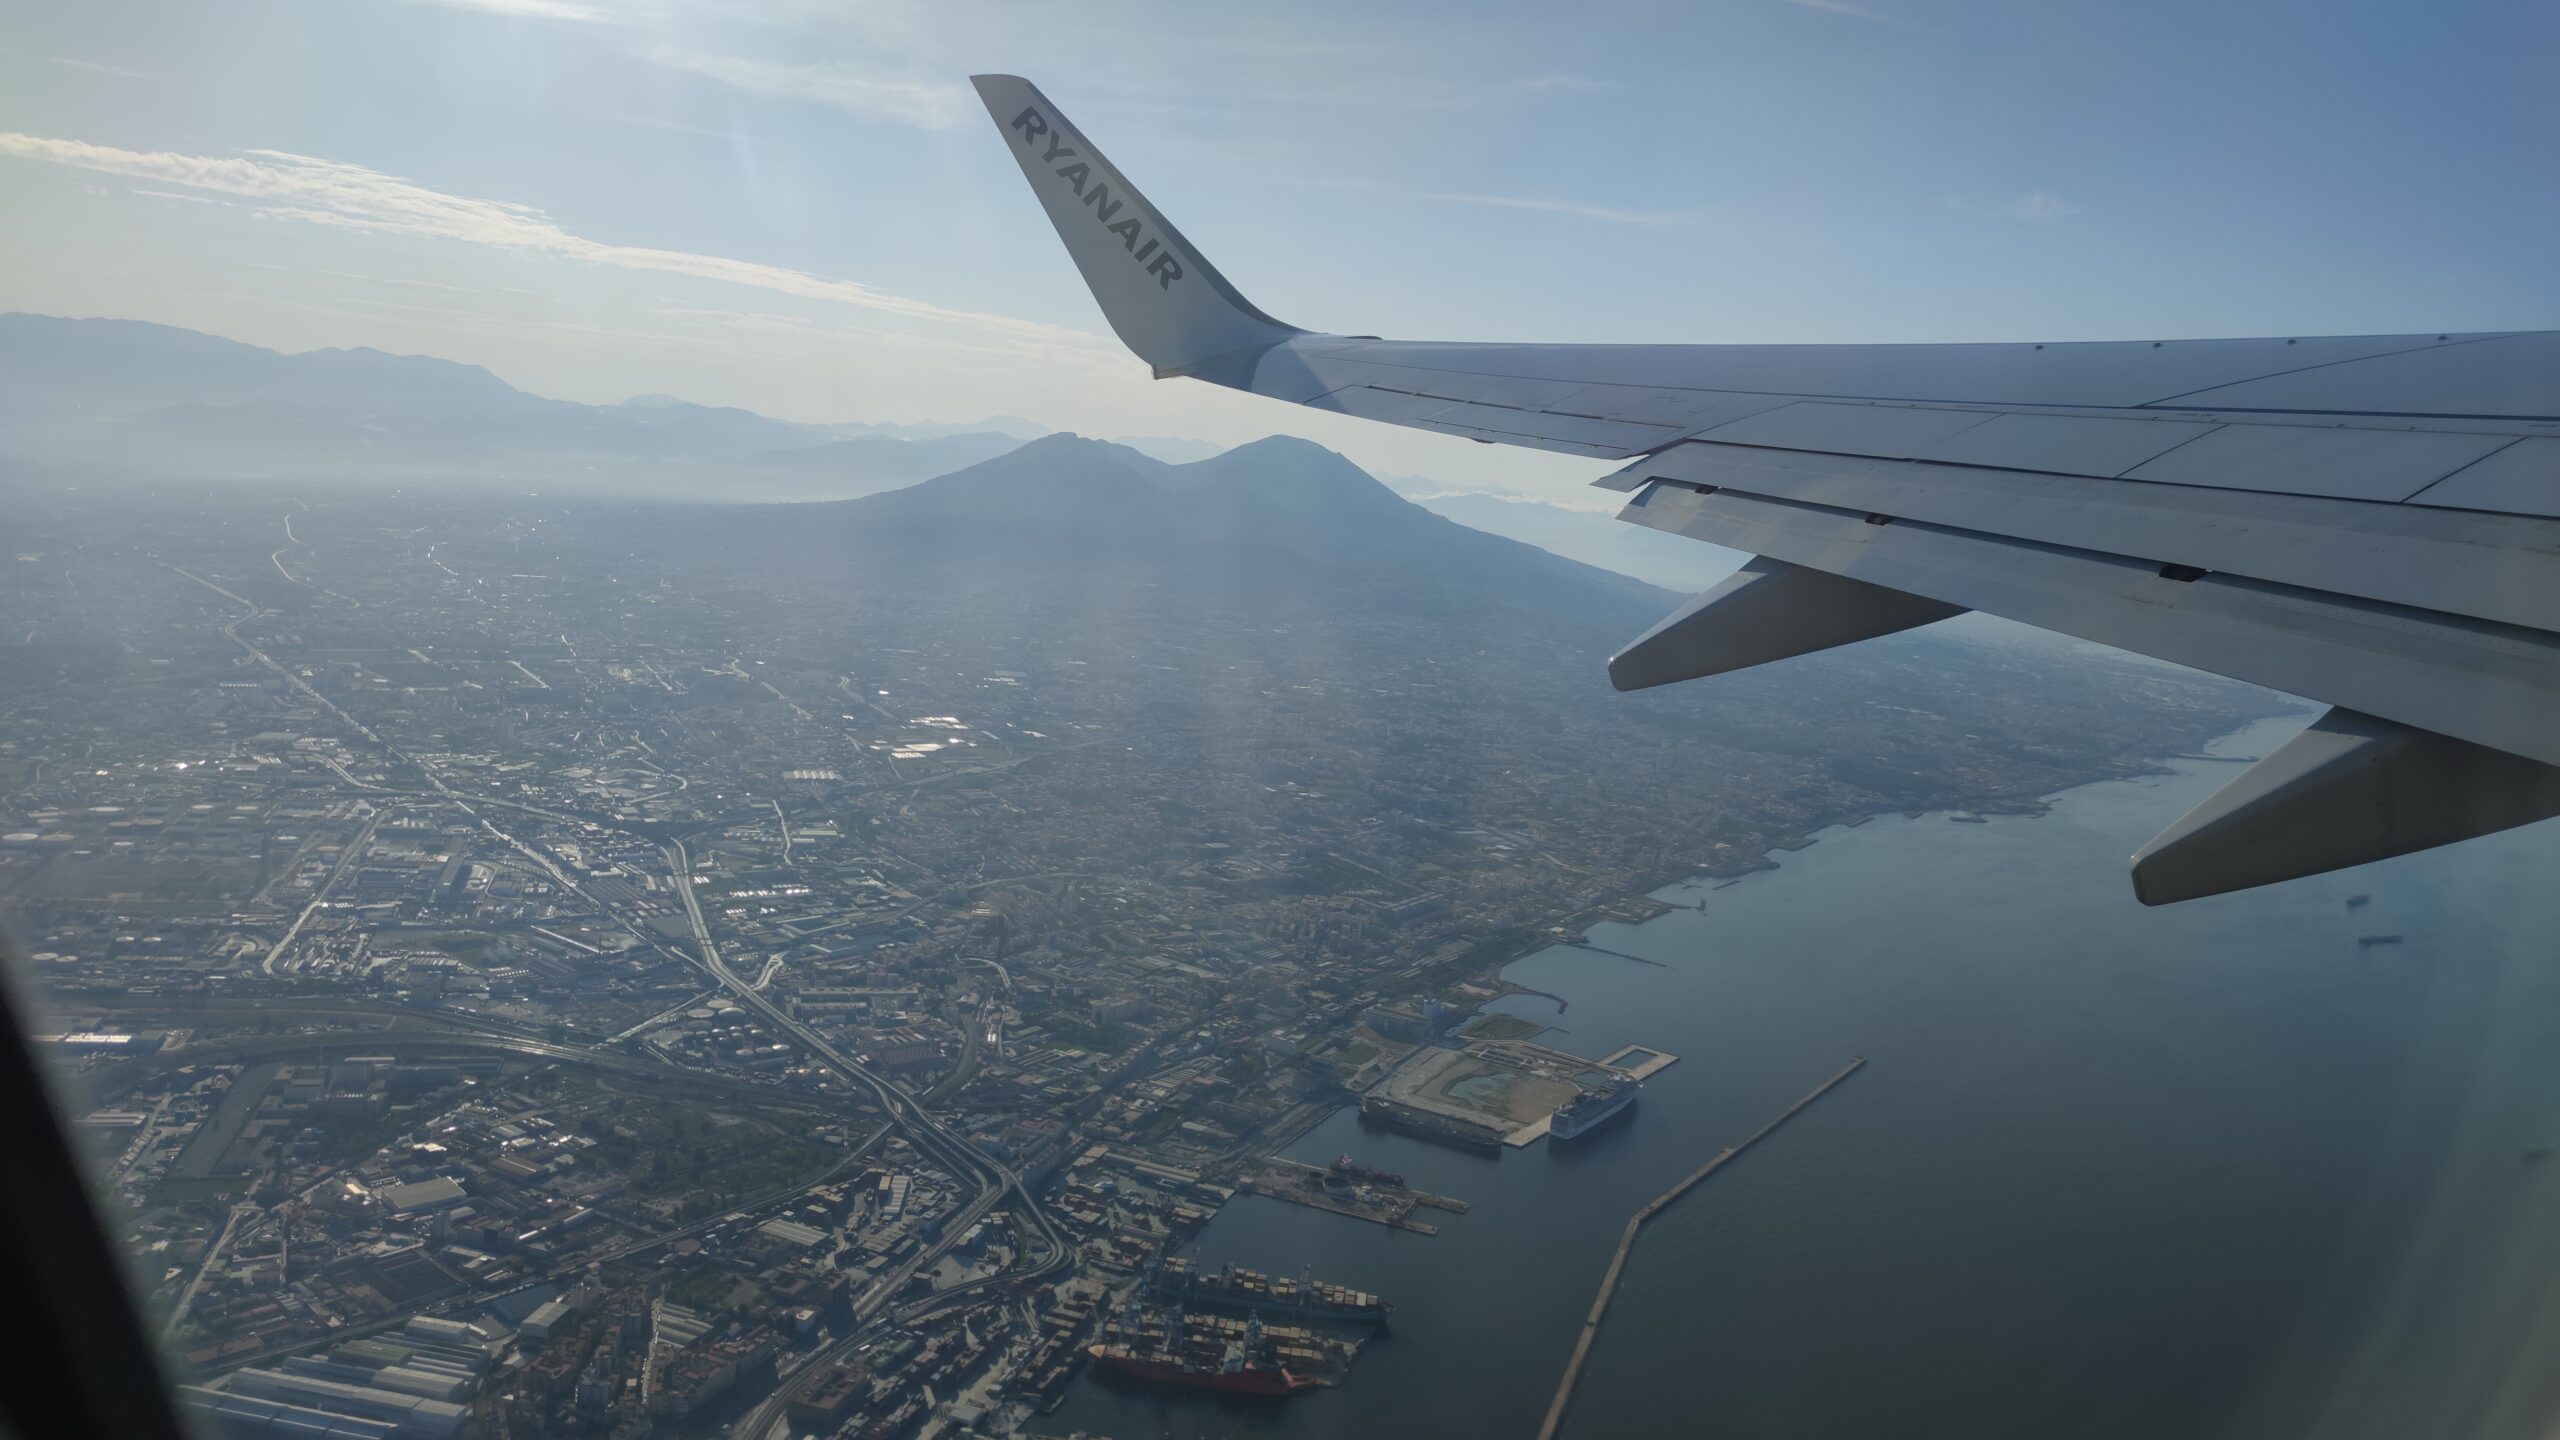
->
<box><xmin>970</xmin><ymin>73</ymin><xmax>2560</xmax><ymax>903</ymax></box>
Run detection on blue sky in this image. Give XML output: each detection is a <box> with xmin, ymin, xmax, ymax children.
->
<box><xmin>3</xmin><ymin>0</ymin><xmax>2553</xmax><ymax>497</ymax></box>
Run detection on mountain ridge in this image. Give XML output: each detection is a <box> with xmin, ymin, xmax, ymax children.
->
<box><xmin>0</xmin><ymin>313</ymin><xmax>1209</xmax><ymax>500</ymax></box>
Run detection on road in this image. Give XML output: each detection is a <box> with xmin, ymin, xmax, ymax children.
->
<box><xmin>162</xmin><ymin>568</ymin><xmax>1073</xmax><ymax>1429</ymax></box>
<box><xmin>261</xmin><ymin>808</ymin><xmax>385</xmax><ymax>974</ymax></box>
<box><xmin>663</xmin><ymin>839</ymin><xmax>1071</xmax><ymax>1438</ymax></box>
<box><xmin>164</xmin><ymin>1202</ymin><xmax>254</xmax><ymax>1339</ymax></box>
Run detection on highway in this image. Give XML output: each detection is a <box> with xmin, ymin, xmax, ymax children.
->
<box><xmin>160</xmin><ymin>568</ymin><xmax>1072</xmax><ymax>1430</ymax></box>
<box><xmin>96</xmin><ymin>1000</ymin><xmax>896</xmax><ymax>1379</ymax></box>
<box><xmin>662</xmin><ymin>839</ymin><xmax>1071</xmax><ymax>1438</ymax></box>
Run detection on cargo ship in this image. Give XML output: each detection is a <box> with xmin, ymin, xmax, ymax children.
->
<box><xmin>1148</xmin><ymin>1258</ymin><xmax>1393</xmax><ymax>1326</ymax></box>
<box><xmin>1359</xmin><ymin>1096</ymin><xmax>1504</xmax><ymax>1154</ymax></box>
<box><xmin>1548</xmin><ymin>1078</ymin><xmax>1639</xmax><ymax>1141</ymax></box>
<box><xmin>1088</xmin><ymin>1314</ymin><xmax>1323</xmax><ymax>1397</ymax></box>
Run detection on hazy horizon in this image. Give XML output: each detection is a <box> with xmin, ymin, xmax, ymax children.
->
<box><xmin>7</xmin><ymin>0</ymin><xmax>2553</xmax><ymax>504</ymax></box>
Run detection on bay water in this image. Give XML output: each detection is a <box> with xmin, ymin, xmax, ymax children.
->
<box><xmin>1043</xmin><ymin>714</ymin><xmax>2560</xmax><ymax>1439</ymax></box>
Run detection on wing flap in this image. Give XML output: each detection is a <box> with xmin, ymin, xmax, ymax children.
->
<box><xmin>1624</xmin><ymin>479</ymin><xmax>2560</xmax><ymax>768</ymax></box>
<box><xmin>2120</xmin><ymin>424</ymin><xmax>2520</xmax><ymax>502</ymax></box>
<box><xmin>2411</xmin><ymin>437</ymin><xmax>2560</xmax><ymax>517</ymax></box>
<box><xmin>1910</xmin><ymin>412</ymin><xmax>2220</xmax><ymax>477</ymax></box>
<box><xmin>2128</xmin><ymin>707</ymin><xmax>2560</xmax><ymax>905</ymax></box>
<box><xmin>1617</xmin><ymin>441</ymin><xmax>2560</xmax><ymax>633</ymax></box>
<box><xmin>1694</xmin><ymin>401</ymin><xmax>2002</xmax><ymax>459</ymax></box>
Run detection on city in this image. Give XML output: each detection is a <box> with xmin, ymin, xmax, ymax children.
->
<box><xmin>0</xmin><ymin>445</ymin><xmax>2279</xmax><ymax>1438</ymax></box>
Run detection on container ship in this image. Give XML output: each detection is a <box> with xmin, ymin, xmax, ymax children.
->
<box><xmin>1088</xmin><ymin>1313</ymin><xmax>1325</xmax><ymax>1397</ymax></box>
<box><xmin>1548</xmin><ymin>1078</ymin><xmax>1639</xmax><ymax>1141</ymax></box>
<box><xmin>1148</xmin><ymin>1258</ymin><xmax>1393</xmax><ymax>1326</ymax></box>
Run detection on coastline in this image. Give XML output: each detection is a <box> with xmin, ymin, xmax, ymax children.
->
<box><xmin>1478</xmin><ymin>703</ymin><xmax>2307</xmax><ymax>1014</ymax></box>
<box><xmin>1061</xmin><ymin>704</ymin><xmax>2478</xmax><ymax>1440</ymax></box>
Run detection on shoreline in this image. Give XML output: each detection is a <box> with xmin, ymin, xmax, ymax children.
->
<box><xmin>1267</xmin><ymin>710</ymin><xmax>2306</xmax><ymax>1166</ymax></box>
<box><xmin>1477</xmin><ymin>707</ymin><xmax>2303</xmax><ymax>1017</ymax></box>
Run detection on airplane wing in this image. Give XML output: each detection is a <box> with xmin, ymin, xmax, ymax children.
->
<box><xmin>970</xmin><ymin>74</ymin><xmax>2560</xmax><ymax>904</ymax></box>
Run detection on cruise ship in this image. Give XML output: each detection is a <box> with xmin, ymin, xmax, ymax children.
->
<box><xmin>1548</xmin><ymin>1078</ymin><xmax>1639</xmax><ymax>1140</ymax></box>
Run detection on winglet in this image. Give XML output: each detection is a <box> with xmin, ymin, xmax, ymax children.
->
<box><xmin>970</xmin><ymin>75</ymin><xmax>1302</xmax><ymax>380</ymax></box>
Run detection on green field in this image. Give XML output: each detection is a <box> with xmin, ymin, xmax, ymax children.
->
<box><xmin>1463</xmin><ymin>1014</ymin><xmax>1544</xmax><ymax>1042</ymax></box>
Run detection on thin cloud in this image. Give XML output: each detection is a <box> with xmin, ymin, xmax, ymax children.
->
<box><xmin>389</xmin><ymin>0</ymin><xmax>846</xmax><ymax>24</ymax></box>
<box><xmin>0</xmin><ymin>131</ymin><xmax>1099</xmax><ymax>349</ymax></box>
<box><xmin>592</xmin><ymin>110</ymin><xmax>742</xmax><ymax>141</ymax></box>
<box><xmin>1416</xmin><ymin>190</ymin><xmax>1685</xmax><ymax>225</ymax></box>
<box><xmin>50</xmin><ymin>56</ymin><xmax>152</xmax><ymax>80</ymax></box>
<box><xmin>1516</xmin><ymin>73</ymin><xmax>1618</xmax><ymax>94</ymax></box>
<box><xmin>1786</xmin><ymin>0</ymin><xmax>1917</xmax><ymax>28</ymax></box>
<box><xmin>636</xmin><ymin>47</ymin><xmax>971</xmax><ymax>130</ymax></box>
<box><xmin>1951</xmin><ymin>191</ymin><xmax>2082</xmax><ymax>225</ymax></box>
<box><xmin>391</xmin><ymin>0</ymin><xmax>619</xmax><ymax>19</ymax></box>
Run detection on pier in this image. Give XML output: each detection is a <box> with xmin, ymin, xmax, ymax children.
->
<box><xmin>1596</xmin><ymin>1044</ymin><xmax>1679</xmax><ymax>1081</ymax></box>
<box><xmin>1533</xmin><ymin>1056</ymin><xmax>1868</xmax><ymax>1440</ymax></box>
<box><xmin>1237</xmin><ymin>1156</ymin><xmax>1467</xmax><ymax>1235</ymax></box>
<box><xmin>1561</xmin><ymin>939</ymin><xmax>1666</xmax><ymax>967</ymax></box>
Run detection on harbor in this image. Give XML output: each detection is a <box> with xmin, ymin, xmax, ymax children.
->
<box><xmin>1088</xmin><ymin>1304</ymin><xmax>1373</xmax><ymax>1398</ymax></box>
<box><xmin>1357</xmin><ymin>1035</ymin><xmax>1681</xmax><ymax>1151</ymax></box>
<box><xmin>1146</xmin><ymin>1257</ymin><xmax>1395</xmax><ymax>1326</ymax></box>
<box><xmin>1236</xmin><ymin>1154</ymin><xmax>1469</xmax><ymax>1234</ymax></box>
<box><xmin>1044</xmin><ymin>716</ymin><xmax>2556</xmax><ymax>1440</ymax></box>
<box><xmin>1536</xmin><ymin>1056</ymin><xmax>1868</xmax><ymax>1440</ymax></box>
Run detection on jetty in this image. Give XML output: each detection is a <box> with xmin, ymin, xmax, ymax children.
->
<box><xmin>1236</xmin><ymin>1156</ymin><xmax>1466</xmax><ymax>1235</ymax></box>
<box><xmin>1561</xmin><ymin>939</ymin><xmax>1665</xmax><ymax>968</ymax></box>
<box><xmin>1533</xmin><ymin>1056</ymin><xmax>1867</xmax><ymax>1440</ymax></box>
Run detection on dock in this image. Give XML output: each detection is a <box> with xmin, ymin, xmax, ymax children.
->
<box><xmin>1236</xmin><ymin>1156</ymin><xmax>1466</xmax><ymax>1235</ymax></box>
<box><xmin>1561</xmin><ymin>939</ymin><xmax>1666</xmax><ymax>967</ymax></box>
<box><xmin>1503</xmin><ymin>1045</ymin><xmax>1678</xmax><ymax>1145</ymax></box>
<box><xmin>1597</xmin><ymin>1044</ymin><xmax>1678</xmax><ymax>1080</ymax></box>
<box><xmin>1533</xmin><ymin>1056</ymin><xmax>1867</xmax><ymax>1440</ymax></box>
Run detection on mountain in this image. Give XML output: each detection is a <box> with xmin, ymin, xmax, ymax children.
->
<box><xmin>0</xmin><ymin>313</ymin><xmax>529</xmax><ymax>418</ymax></box>
<box><xmin>575</xmin><ymin>430</ymin><xmax>2265</xmax><ymax>836</ymax></box>
<box><xmin>742</xmin><ymin>433</ymin><xmax>1668</xmax><ymax>649</ymax></box>
<box><xmin>1416</xmin><ymin>491</ymin><xmax>1743</xmax><ymax>593</ymax></box>
<box><xmin>0</xmin><ymin>313</ymin><xmax>1023</xmax><ymax>500</ymax></box>
<box><xmin>732</xmin><ymin>431</ymin><xmax>1031</xmax><ymax>499</ymax></box>
<box><xmin>1107</xmin><ymin>434</ymin><xmax>1227</xmax><ymax>465</ymax></box>
<box><xmin>813</xmin><ymin>413</ymin><xmax>1052</xmax><ymax>443</ymax></box>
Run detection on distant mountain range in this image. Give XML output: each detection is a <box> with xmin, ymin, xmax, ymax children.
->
<box><xmin>640</xmin><ymin>432</ymin><xmax>1686</xmax><ymax>734</ymax></box>
<box><xmin>0</xmin><ymin>312</ymin><xmax>1749</xmax><ymax>598</ymax></box>
<box><xmin>793</xmin><ymin>431</ymin><xmax>1663</xmax><ymax>617</ymax></box>
<box><xmin>570</xmin><ymin>429</ymin><xmax>2261</xmax><ymax>827</ymax></box>
<box><xmin>1409</xmin><ymin>491</ymin><xmax>1744</xmax><ymax>594</ymax></box>
<box><xmin>0</xmin><ymin>313</ymin><xmax>1221</xmax><ymax>500</ymax></box>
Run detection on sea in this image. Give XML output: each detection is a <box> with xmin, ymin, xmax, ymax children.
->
<box><xmin>1039</xmin><ymin>713</ymin><xmax>2560</xmax><ymax>1440</ymax></box>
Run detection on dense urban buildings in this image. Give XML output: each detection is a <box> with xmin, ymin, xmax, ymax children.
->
<box><xmin>0</xmin><ymin>439</ymin><xmax>2277</xmax><ymax>1437</ymax></box>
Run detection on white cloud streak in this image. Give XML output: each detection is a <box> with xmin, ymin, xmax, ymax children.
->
<box><xmin>1415</xmin><ymin>190</ymin><xmax>1685</xmax><ymax>225</ymax></box>
<box><xmin>1785</xmin><ymin>0</ymin><xmax>1917</xmax><ymax>28</ymax></box>
<box><xmin>635</xmin><ymin>47</ymin><xmax>971</xmax><ymax>130</ymax></box>
<box><xmin>1515</xmin><ymin>73</ymin><xmax>1618</xmax><ymax>93</ymax></box>
<box><xmin>0</xmin><ymin>131</ymin><xmax>1100</xmax><ymax>348</ymax></box>
<box><xmin>1951</xmin><ymin>191</ymin><xmax>2082</xmax><ymax>225</ymax></box>
<box><xmin>392</xmin><ymin>0</ymin><xmax>619</xmax><ymax>19</ymax></box>
<box><xmin>2002</xmin><ymin>191</ymin><xmax>2081</xmax><ymax>224</ymax></box>
<box><xmin>49</xmin><ymin>56</ymin><xmax>152</xmax><ymax>80</ymax></box>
